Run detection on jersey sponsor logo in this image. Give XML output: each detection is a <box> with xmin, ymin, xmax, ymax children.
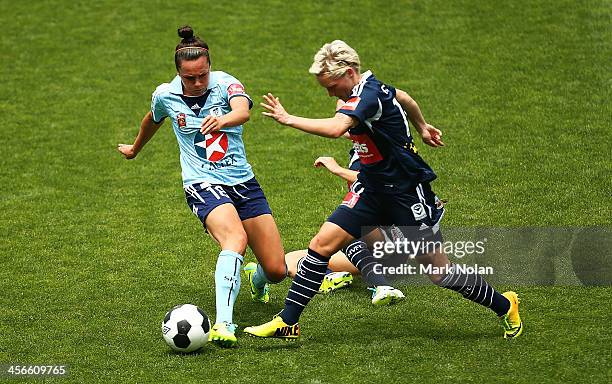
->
<box><xmin>194</xmin><ymin>131</ymin><xmax>229</xmax><ymax>162</ymax></box>
<box><xmin>227</xmin><ymin>83</ymin><xmax>245</xmax><ymax>97</ymax></box>
<box><xmin>177</xmin><ymin>113</ymin><xmax>187</xmax><ymax>128</ymax></box>
<box><xmin>411</xmin><ymin>203</ymin><xmax>427</xmax><ymax>221</ymax></box>
<box><xmin>350</xmin><ymin>133</ymin><xmax>383</xmax><ymax>164</ymax></box>
<box><xmin>340</xmin><ymin>96</ymin><xmax>361</xmax><ymax>111</ymax></box>
<box><xmin>341</xmin><ymin>191</ymin><xmax>360</xmax><ymax>209</ymax></box>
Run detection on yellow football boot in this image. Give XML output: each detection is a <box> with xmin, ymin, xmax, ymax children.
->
<box><xmin>500</xmin><ymin>291</ymin><xmax>523</xmax><ymax>339</ymax></box>
<box><xmin>244</xmin><ymin>315</ymin><xmax>300</xmax><ymax>340</ymax></box>
<box><xmin>209</xmin><ymin>322</ymin><xmax>237</xmax><ymax>348</ymax></box>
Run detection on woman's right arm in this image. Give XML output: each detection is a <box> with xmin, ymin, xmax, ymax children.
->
<box><xmin>117</xmin><ymin>111</ymin><xmax>164</xmax><ymax>159</ymax></box>
<box><xmin>314</xmin><ymin>156</ymin><xmax>359</xmax><ymax>184</ymax></box>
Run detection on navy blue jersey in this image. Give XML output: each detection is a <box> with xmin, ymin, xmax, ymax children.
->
<box><xmin>337</xmin><ymin>71</ymin><xmax>436</xmax><ymax>193</ymax></box>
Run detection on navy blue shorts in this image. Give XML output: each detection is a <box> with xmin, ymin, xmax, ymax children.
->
<box><xmin>184</xmin><ymin>177</ymin><xmax>272</xmax><ymax>228</ymax></box>
<box><xmin>328</xmin><ymin>181</ymin><xmax>445</xmax><ymax>241</ymax></box>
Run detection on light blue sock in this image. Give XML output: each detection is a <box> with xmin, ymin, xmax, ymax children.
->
<box><xmin>214</xmin><ymin>250</ymin><xmax>243</xmax><ymax>325</ymax></box>
<box><xmin>252</xmin><ymin>263</ymin><xmax>271</xmax><ymax>290</ymax></box>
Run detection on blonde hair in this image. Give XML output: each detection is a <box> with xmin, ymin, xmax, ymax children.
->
<box><xmin>308</xmin><ymin>40</ymin><xmax>360</xmax><ymax>79</ymax></box>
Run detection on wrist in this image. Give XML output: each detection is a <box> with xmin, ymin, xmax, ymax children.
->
<box><xmin>330</xmin><ymin>168</ymin><xmax>341</xmax><ymax>176</ymax></box>
<box><xmin>415</xmin><ymin>122</ymin><xmax>427</xmax><ymax>133</ymax></box>
<box><xmin>285</xmin><ymin>114</ymin><xmax>295</xmax><ymax>127</ymax></box>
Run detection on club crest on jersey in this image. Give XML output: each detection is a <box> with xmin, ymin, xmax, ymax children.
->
<box><xmin>350</xmin><ymin>133</ymin><xmax>383</xmax><ymax>164</ymax></box>
<box><xmin>210</xmin><ymin>106</ymin><xmax>223</xmax><ymax>117</ymax></box>
<box><xmin>194</xmin><ymin>131</ymin><xmax>229</xmax><ymax>162</ymax></box>
<box><xmin>411</xmin><ymin>203</ymin><xmax>427</xmax><ymax>221</ymax></box>
<box><xmin>177</xmin><ymin>113</ymin><xmax>187</xmax><ymax>128</ymax></box>
<box><xmin>227</xmin><ymin>83</ymin><xmax>245</xmax><ymax>97</ymax></box>
<box><xmin>340</xmin><ymin>97</ymin><xmax>361</xmax><ymax>111</ymax></box>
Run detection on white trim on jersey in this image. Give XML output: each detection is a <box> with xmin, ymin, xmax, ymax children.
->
<box><xmin>348</xmin><ymin>150</ymin><xmax>360</xmax><ymax>169</ymax></box>
<box><xmin>364</xmin><ymin>98</ymin><xmax>383</xmax><ymax>130</ymax></box>
<box><xmin>392</xmin><ymin>97</ymin><xmax>412</xmax><ymax>139</ymax></box>
<box><xmin>351</xmin><ymin>70</ymin><xmax>372</xmax><ymax>97</ymax></box>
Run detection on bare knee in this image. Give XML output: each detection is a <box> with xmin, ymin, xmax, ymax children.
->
<box><xmin>265</xmin><ymin>263</ymin><xmax>288</xmax><ymax>283</ymax></box>
<box><xmin>308</xmin><ymin>236</ymin><xmax>336</xmax><ymax>258</ymax></box>
<box><xmin>218</xmin><ymin>229</ymin><xmax>248</xmax><ymax>255</ymax></box>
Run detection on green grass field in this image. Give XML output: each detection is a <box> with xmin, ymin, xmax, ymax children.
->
<box><xmin>1</xmin><ymin>0</ymin><xmax>610</xmax><ymax>383</ymax></box>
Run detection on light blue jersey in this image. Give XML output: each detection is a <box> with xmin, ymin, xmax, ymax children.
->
<box><xmin>151</xmin><ymin>71</ymin><xmax>254</xmax><ymax>186</ymax></box>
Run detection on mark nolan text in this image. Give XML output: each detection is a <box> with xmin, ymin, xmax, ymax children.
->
<box><xmin>373</xmin><ymin>263</ymin><xmax>494</xmax><ymax>276</ymax></box>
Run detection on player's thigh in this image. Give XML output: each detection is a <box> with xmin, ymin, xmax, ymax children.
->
<box><xmin>285</xmin><ymin>249</ymin><xmax>307</xmax><ymax>278</ymax></box>
<box><xmin>309</xmin><ymin>222</ymin><xmax>355</xmax><ymax>258</ymax></box>
<box><xmin>184</xmin><ymin>183</ymin><xmax>248</xmax><ymax>254</ymax></box>
<box><xmin>327</xmin><ymin>186</ymin><xmax>383</xmax><ymax>242</ymax></box>
<box><xmin>361</xmin><ymin>228</ymin><xmax>386</xmax><ymax>247</ymax></box>
<box><xmin>242</xmin><ymin>214</ymin><xmax>286</xmax><ymax>281</ymax></box>
<box><xmin>205</xmin><ymin>203</ymin><xmax>248</xmax><ymax>255</ymax></box>
<box><xmin>287</xmin><ymin>249</ymin><xmax>359</xmax><ymax>276</ymax></box>
<box><xmin>328</xmin><ymin>251</ymin><xmax>360</xmax><ymax>275</ymax></box>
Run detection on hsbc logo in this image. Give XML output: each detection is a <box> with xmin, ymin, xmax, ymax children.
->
<box><xmin>350</xmin><ymin>133</ymin><xmax>383</xmax><ymax>164</ymax></box>
<box><xmin>353</xmin><ymin>142</ymin><xmax>369</xmax><ymax>154</ymax></box>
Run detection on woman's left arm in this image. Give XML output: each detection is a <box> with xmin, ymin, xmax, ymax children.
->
<box><xmin>395</xmin><ymin>89</ymin><xmax>444</xmax><ymax>147</ymax></box>
<box><xmin>200</xmin><ymin>96</ymin><xmax>250</xmax><ymax>134</ymax></box>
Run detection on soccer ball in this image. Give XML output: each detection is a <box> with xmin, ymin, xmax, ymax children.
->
<box><xmin>161</xmin><ymin>304</ymin><xmax>210</xmax><ymax>353</ymax></box>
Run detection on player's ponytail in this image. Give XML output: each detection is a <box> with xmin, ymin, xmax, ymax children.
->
<box><xmin>177</xmin><ymin>25</ymin><xmax>195</xmax><ymax>41</ymax></box>
<box><xmin>174</xmin><ymin>25</ymin><xmax>211</xmax><ymax>70</ymax></box>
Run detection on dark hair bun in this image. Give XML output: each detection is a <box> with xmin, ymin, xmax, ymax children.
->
<box><xmin>177</xmin><ymin>25</ymin><xmax>194</xmax><ymax>40</ymax></box>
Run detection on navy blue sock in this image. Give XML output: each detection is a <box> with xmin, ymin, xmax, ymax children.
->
<box><xmin>344</xmin><ymin>240</ymin><xmax>389</xmax><ymax>287</ymax></box>
<box><xmin>438</xmin><ymin>264</ymin><xmax>511</xmax><ymax>316</ymax></box>
<box><xmin>280</xmin><ymin>248</ymin><xmax>329</xmax><ymax>325</ymax></box>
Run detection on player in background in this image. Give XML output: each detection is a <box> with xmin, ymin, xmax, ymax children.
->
<box><xmin>117</xmin><ymin>26</ymin><xmax>287</xmax><ymax>347</ymax></box>
<box><xmin>245</xmin><ymin>40</ymin><xmax>522</xmax><ymax>340</ymax></box>
<box><xmin>285</xmin><ymin>154</ymin><xmax>405</xmax><ymax>305</ymax></box>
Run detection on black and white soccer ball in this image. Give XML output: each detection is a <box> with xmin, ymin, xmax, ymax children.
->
<box><xmin>161</xmin><ymin>304</ymin><xmax>210</xmax><ymax>353</ymax></box>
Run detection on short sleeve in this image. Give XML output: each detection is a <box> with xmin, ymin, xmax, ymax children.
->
<box><xmin>151</xmin><ymin>84</ymin><xmax>169</xmax><ymax>123</ymax></box>
<box><xmin>336</xmin><ymin>85</ymin><xmax>380</xmax><ymax>124</ymax></box>
<box><xmin>219</xmin><ymin>73</ymin><xmax>253</xmax><ymax>109</ymax></box>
